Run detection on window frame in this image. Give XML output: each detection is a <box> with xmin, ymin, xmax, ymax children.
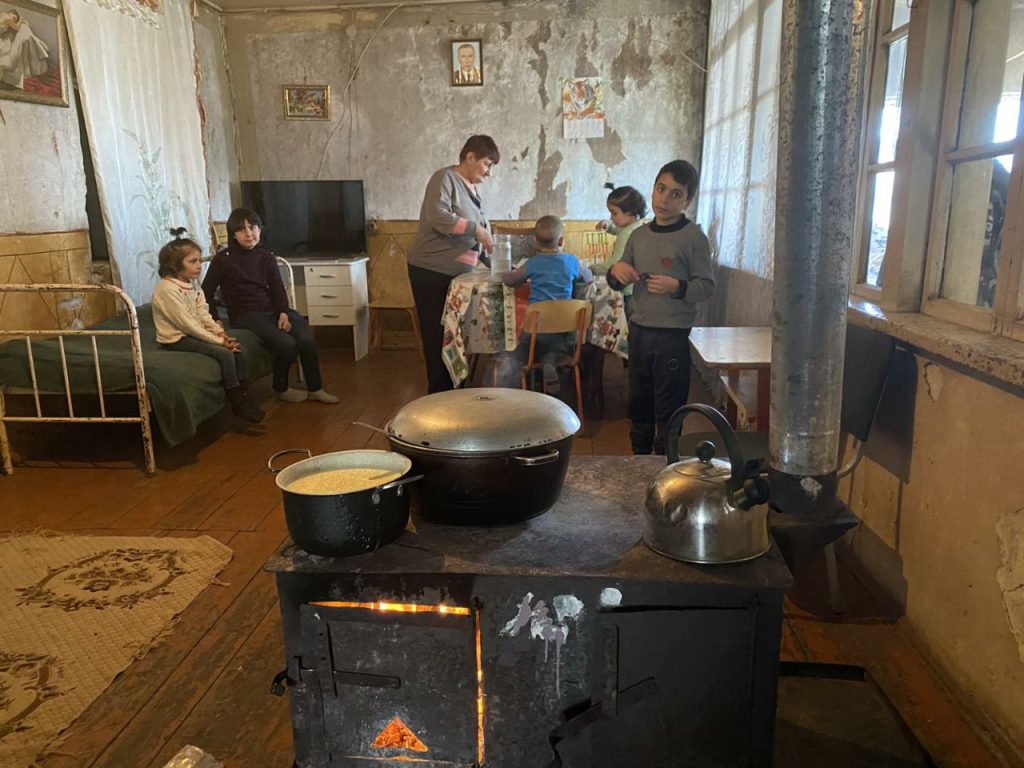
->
<box><xmin>852</xmin><ymin>0</ymin><xmax>910</xmax><ymax>302</ymax></box>
<box><xmin>920</xmin><ymin>0</ymin><xmax>1024</xmax><ymax>335</ymax></box>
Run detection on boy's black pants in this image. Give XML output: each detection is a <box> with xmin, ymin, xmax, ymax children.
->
<box><xmin>627</xmin><ymin>324</ymin><xmax>692</xmax><ymax>455</ymax></box>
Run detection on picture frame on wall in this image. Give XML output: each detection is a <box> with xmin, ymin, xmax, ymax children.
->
<box><xmin>451</xmin><ymin>40</ymin><xmax>483</xmax><ymax>87</ymax></box>
<box><xmin>282</xmin><ymin>84</ymin><xmax>330</xmax><ymax>120</ymax></box>
<box><xmin>0</xmin><ymin>0</ymin><xmax>69</xmax><ymax>108</ymax></box>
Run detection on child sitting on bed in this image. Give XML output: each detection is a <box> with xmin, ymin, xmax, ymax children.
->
<box><xmin>202</xmin><ymin>207</ymin><xmax>337</xmax><ymax>404</ymax></box>
<box><xmin>152</xmin><ymin>228</ymin><xmax>264</xmax><ymax>423</ymax></box>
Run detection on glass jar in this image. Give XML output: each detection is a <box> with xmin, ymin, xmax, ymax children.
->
<box><xmin>491</xmin><ymin>233</ymin><xmax>512</xmax><ymax>277</ymax></box>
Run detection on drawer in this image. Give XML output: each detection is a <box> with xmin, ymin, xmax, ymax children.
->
<box><xmin>308</xmin><ymin>305</ymin><xmax>357</xmax><ymax>326</ymax></box>
<box><xmin>304</xmin><ymin>266</ymin><xmax>352</xmax><ymax>286</ymax></box>
<box><xmin>306</xmin><ymin>285</ymin><xmax>354</xmax><ymax>306</ymax></box>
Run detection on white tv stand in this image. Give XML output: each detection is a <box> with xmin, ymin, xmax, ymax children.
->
<box><xmin>280</xmin><ymin>255</ymin><xmax>369</xmax><ymax>361</ymax></box>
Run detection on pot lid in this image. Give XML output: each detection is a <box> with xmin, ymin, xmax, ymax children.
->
<box><xmin>387</xmin><ymin>388</ymin><xmax>580</xmax><ymax>453</ymax></box>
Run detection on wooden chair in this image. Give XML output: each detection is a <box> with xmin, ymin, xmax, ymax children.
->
<box><xmin>367</xmin><ymin>242</ymin><xmax>424</xmax><ymax>361</ymax></box>
<box><xmin>520</xmin><ymin>299</ymin><xmax>592</xmax><ymax>428</ymax></box>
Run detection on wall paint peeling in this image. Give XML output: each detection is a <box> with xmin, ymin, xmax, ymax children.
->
<box><xmin>996</xmin><ymin>508</ymin><xmax>1024</xmax><ymax>664</ymax></box>
<box><xmin>221</xmin><ymin>0</ymin><xmax>708</xmax><ymax>221</ymax></box>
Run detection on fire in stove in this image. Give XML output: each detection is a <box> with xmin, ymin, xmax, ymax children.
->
<box><xmin>308</xmin><ymin>600</ymin><xmax>486</xmax><ymax>765</ymax></box>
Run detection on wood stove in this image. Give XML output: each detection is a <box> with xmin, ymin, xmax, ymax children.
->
<box><xmin>266</xmin><ymin>456</ymin><xmax>792</xmax><ymax>767</ymax></box>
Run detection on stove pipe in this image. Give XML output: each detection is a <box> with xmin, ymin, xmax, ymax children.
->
<box><xmin>770</xmin><ymin>0</ymin><xmax>870</xmax><ymax>518</ymax></box>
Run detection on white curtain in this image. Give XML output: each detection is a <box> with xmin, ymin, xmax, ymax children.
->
<box><xmin>64</xmin><ymin>0</ymin><xmax>211</xmax><ymax>305</ymax></box>
<box><xmin>697</xmin><ymin>0</ymin><xmax>782</xmax><ymax>281</ymax></box>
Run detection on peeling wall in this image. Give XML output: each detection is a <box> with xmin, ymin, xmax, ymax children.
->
<box><xmin>195</xmin><ymin>7</ymin><xmax>240</xmax><ymax>222</ymax></box>
<box><xmin>222</xmin><ymin>0</ymin><xmax>709</xmax><ymax>221</ymax></box>
<box><xmin>0</xmin><ymin>3</ymin><xmax>88</xmax><ymax>236</ymax></box>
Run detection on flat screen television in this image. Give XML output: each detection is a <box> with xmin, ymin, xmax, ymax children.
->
<box><xmin>239</xmin><ymin>180</ymin><xmax>366</xmax><ymax>258</ymax></box>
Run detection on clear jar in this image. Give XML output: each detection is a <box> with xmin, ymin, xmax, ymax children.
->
<box><xmin>490</xmin><ymin>233</ymin><xmax>512</xmax><ymax>277</ymax></box>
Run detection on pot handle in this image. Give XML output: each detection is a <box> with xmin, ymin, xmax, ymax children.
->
<box><xmin>511</xmin><ymin>449</ymin><xmax>560</xmax><ymax>466</ymax></box>
<box><xmin>377</xmin><ymin>474</ymin><xmax>424</xmax><ymax>492</ymax></box>
<box><xmin>267</xmin><ymin>448</ymin><xmax>313</xmax><ymax>474</ymax></box>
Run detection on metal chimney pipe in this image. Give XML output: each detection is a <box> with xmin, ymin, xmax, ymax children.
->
<box><xmin>770</xmin><ymin>0</ymin><xmax>870</xmax><ymax>517</ymax></box>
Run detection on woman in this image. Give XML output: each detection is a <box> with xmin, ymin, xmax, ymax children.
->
<box><xmin>406</xmin><ymin>134</ymin><xmax>499</xmax><ymax>393</ymax></box>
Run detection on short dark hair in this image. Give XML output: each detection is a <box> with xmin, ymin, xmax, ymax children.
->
<box><xmin>657</xmin><ymin>160</ymin><xmax>700</xmax><ymax>201</ymax></box>
<box><xmin>226</xmin><ymin>207</ymin><xmax>263</xmax><ymax>236</ymax></box>
<box><xmin>157</xmin><ymin>228</ymin><xmax>202</xmax><ymax>278</ymax></box>
<box><xmin>604</xmin><ymin>183</ymin><xmax>647</xmax><ymax>218</ymax></box>
<box><xmin>459</xmin><ymin>135</ymin><xmax>500</xmax><ymax>164</ymax></box>
<box><xmin>534</xmin><ymin>215</ymin><xmax>564</xmax><ymax>248</ymax></box>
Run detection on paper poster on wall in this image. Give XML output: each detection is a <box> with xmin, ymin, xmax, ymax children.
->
<box><xmin>562</xmin><ymin>77</ymin><xmax>604</xmax><ymax>139</ymax></box>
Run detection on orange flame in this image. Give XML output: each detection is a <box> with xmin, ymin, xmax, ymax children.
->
<box><xmin>310</xmin><ymin>600</ymin><xmax>471</xmax><ymax>616</ymax></box>
<box><xmin>372</xmin><ymin>717</ymin><xmax>429</xmax><ymax>752</ymax></box>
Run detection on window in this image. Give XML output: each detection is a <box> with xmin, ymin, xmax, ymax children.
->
<box><xmin>854</xmin><ymin>0</ymin><xmax>910</xmax><ymax>294</ymax></box>
<box><xmin>924</xmin><ymin>0</ymin><xmax>1024</xmax><ymax>335</ymax></box>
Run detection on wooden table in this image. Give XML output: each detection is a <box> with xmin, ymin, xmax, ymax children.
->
<box><xmin>689</xmin><ymin>326</ymin><xmax>772</xmax><ymax>432</ymax></box>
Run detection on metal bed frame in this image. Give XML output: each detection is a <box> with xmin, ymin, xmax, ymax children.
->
<box><xmin>0</xmin><ymin>283</ymin><xmax>155</xmax><ymax>476</ymax></box>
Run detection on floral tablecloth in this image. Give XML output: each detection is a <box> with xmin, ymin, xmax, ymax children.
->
<box><xmin>442</xmin><ymin>270</ymin><xmax>629</xmax><ymax>387</ymax></box>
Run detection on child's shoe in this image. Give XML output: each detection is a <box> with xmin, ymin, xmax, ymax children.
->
<box><xmin>308</xmin><ymin>389</ymin><xmax>339</xmax><ymax>404</ymax></box>
<box><xmin>277</xmin><ymin>387</ymin><xmax>308</xmax><ymax>403</ymax></box>
<box><xmin>226</xmin><ymin>386</ymin><xmax>264</xmax><ymax>423</ymax></box>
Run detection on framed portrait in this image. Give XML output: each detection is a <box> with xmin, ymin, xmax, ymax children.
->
<box><xmin>0</xmin><ymin>0</ymin><xmax>69</xmax><ymax>108</ymax></box>
<box><xmin>451</xmin><ymin>39</ymin><xmax>483</xmax><ymax>87</ymax></box>
<box><xmin>282</xmin><ymin>84</ymin><xmax>330</xmax><ymax>121</ymax></box>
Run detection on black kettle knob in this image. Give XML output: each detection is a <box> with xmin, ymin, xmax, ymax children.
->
<box><xmin>731</xmin><ymin>477</ymin><xmax>771</xmax><ymax>510</ymax></box>
<box><xmin>695</xmin><ymin>441</ymin><xmax>716</xmax><ymax>462</ymax></box>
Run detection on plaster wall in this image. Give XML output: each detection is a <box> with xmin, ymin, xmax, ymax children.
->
<box><xmin>195</xmin><ymin>7</ymin><xmax>240</xmax><ymax>222</ymax></box>
<box><xmin>222</xmin><ymin>0</ymin><xmax>709</xmax><ymax>221</ymax></box>
<box><xmin>0</xmin><ymin>31</ymin><xmax>88</xmax><ymax>235</ymax></box>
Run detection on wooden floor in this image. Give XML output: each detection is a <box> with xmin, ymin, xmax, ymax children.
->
<box><xmin>0</xmin><ymin>344</ymin><xmax>1008</xmax><ymax>768</ymax></box>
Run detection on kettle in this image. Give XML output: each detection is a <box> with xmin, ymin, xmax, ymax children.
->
<box><xmin>643</xmin><ymin>403</ymin><xmax>771</xmax><ymax>564</ymax></box>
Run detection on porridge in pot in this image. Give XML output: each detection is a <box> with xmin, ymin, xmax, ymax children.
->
<box><xmin>287</xmin><ymin>467</ymin><xmax>404</xmax><ymax>495</ymax></box>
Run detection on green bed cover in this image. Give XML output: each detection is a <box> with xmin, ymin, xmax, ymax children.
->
<box><xmin>0</xmin><ymin>304</ymin><xmax>273</xmax><ymax>447</ymax></box>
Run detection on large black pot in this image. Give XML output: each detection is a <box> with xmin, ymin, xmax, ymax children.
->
<box><xmin>384</xmin><ymin>388</ymin><xmax>580</xmax><ymax>525</ymax></box>
<box><xmin>268</xmin><ymin>448</ymin><xmax>421</xmax><ymax>556</ymax></box>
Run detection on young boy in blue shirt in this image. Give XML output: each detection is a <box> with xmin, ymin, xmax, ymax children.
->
<box><xmin>503</xmin><ymin>215</ymin><xmax>593</xmax><ymax>394</ymax></box>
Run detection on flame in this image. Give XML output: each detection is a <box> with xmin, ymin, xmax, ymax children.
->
<box><xmin>310</xmin><ymin>600</ymin><xmax>470</xmax><ymax>616</ymax></box>
<box><xmin>372</xmin><ymin>717</ymin><xmax>428</xmax><ymax>752</ymax></box>
<box><xmin>475</xmin><ymin>609</ymin><xmax>485</xmax><ymax>765</ymax></box>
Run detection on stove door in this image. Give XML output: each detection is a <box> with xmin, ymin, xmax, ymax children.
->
<box><xmin>299</xmin><ymin>603</ymin><xmax>479</xmax><ymax>766</ymax></box>
<box><xmin>591</xmin><ymin>608</ymin><xmax>757</xmax><ymax>768</ymax></box>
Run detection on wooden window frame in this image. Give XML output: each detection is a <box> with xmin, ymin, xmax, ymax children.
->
<box><xmin>921</xmin><ymin>0</ymin><xmax>1024</xmax><ymax>336</ymax></box>
<box><xmin>852</xmin><ymin>0</ymin><xmax>911</xmax><ymax>303</ymax></box>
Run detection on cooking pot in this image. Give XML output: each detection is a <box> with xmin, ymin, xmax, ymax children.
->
<box><xmin>385</xmin><ymin>388</ymin><xmax>580</xmax><ymax>525</ymax></box>
<box><xmin>268</xmin><ymin>448</ymin><xmax>422</xmax><ymax>557</ymax></box>
<box><xmin>643</xmin><ymin>404</ymin><xmax>771</xmax><ymax>564</ymax></box>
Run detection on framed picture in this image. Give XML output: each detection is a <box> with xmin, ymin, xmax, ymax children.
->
<box><xmin>0</xmin><ymin>0</ymin><xmax>69</xmax><ymax>108</ymax></box>
<box><xmin>282</xmin><ymin>84</ymin><xmax>330</xmax><ymax>121</ymax></box>
<box><xmin>451</xmin><ymin>40</ymin><xmax>483</xmax><ymax>87</ymax></box>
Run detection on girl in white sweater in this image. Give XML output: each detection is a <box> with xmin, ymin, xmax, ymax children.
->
<box><xmin>152</xmin><ymin>229</ymin><xmax>263</xmax><ymax>423</ymax></box>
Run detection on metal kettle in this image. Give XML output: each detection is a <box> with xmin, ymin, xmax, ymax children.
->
<box><xmin>643</xmin><ymin>403</ymin><xmax>771</xmax><ymax>564</ymax></box>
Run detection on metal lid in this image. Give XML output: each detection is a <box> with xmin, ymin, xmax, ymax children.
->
<box><xmin>668</xmin><ymin>456</ymin><xmax>733</xmax><ymax>482</ymax></box>
<box><xmin>387</xmin><ymin>388</ymin><xmax>580</xmax><ymax>453</ymax></box>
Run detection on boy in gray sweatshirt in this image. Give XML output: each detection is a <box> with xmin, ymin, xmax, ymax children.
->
<box><xmin>608</xmin><ymin>160</ymin><xmax>714</xmax><ymax>455</ymax></box>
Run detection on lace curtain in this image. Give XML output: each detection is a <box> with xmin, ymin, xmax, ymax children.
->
<box><xmin>64</xmin><ymin>0</ymin><xmax>211</xmax><ymax>305</ymax></box>
<box><xmin>697</xmin><ymin>0</ymin><xmax>782</xmax><ymax>282</ymax></box>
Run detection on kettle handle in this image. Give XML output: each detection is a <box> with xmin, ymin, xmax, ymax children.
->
<box><xmin>665</xmin><ymin>404</ymin><xmax>746</xmax><ymax>491</ymax></box>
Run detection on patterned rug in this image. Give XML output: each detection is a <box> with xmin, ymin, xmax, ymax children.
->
<box><xmin>0</xmin><ymin>534</ymin><xmax>233</xmax><ymax>768</ymax></box>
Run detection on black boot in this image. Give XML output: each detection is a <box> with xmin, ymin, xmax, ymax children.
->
<box><xmin>226</xmin><ymin>386</ymin><xmax>264</xmax><ymax>423</ymax></box>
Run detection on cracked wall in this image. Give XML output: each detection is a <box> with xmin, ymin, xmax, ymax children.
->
<box><xmin>222</xmin><ymin>0</ymin><xmax>708</xmax><ymax>221</ymax></box>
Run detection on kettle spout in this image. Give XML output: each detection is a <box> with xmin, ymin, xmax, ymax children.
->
<box><xmin>732</xmin><ymin>477</ymin><xmax>770</xmax><ymax>510</ymax></box>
